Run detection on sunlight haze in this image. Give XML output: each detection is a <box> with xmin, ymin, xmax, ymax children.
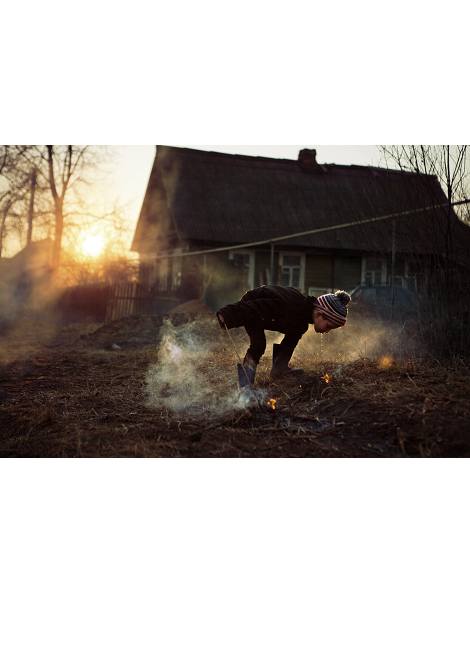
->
<box><xmin>81</xmin><ymin>235</ymin><xmax>105</xmax><ymax>258</ymax></box>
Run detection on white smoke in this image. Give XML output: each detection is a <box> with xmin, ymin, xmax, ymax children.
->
<box><xmin>145</xmin><ymin>314</ymin><xmax>423</xmax><ymax>419</ymax></box>
<box><xmin>295</xmin><ymin>316</ymin><xmax>425</xmax><ymax>364</ymax></box>
<box><xmin>145</xmin><ymin>319</ymin><xmax>269</xmax><ymax>417</ymax></box>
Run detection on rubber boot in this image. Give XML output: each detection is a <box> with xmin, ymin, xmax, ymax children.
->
<box><xmin>238</xmin><ymin>354</ymin><xmax>257</xmax><ymax>389</ymax></box>
<box><xmin>270</xmin><ymin>344</ymin><xmax>304</xmax><ymax>378</ymax></box>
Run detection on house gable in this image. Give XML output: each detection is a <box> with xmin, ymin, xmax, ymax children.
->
<box><xmin>131</xmin><ymin>155</ymin><xmax>179</xmax><ymax>256</ymax></box>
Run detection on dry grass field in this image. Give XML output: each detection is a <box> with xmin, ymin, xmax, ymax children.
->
<box><xmin>1</xmin><ymin>312</ymin><xmax>469</xmax><ymax>458</ymax></box>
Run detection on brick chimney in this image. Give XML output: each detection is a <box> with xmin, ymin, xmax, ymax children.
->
<box><xmin>298</xmin><ymin>148</ymin><xmax>326</xmax><ymax>173</ymax></box>
<box><xmin>298</xmin><ymin>149</ymin><xmax>317</xmax><ymax>165</ymax></box>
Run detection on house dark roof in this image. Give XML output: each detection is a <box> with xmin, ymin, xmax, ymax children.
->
<box><xmin>0</xmin><ymin>239</ymin><xmax>53</xmax><ymax>282</ymax></box>
<box><xmin>132</xmin><ymin>146</ymin><xmax>470</xmax><ymax>260</ymax></box>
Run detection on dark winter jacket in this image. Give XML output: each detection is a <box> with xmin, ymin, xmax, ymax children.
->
<box><xmin>217</xmin><ymin>285</ymin><xmax>316</xmax><ymax>339</ymax></box>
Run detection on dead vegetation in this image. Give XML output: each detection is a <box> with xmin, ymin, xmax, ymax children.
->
<box><xmin>1</xmin><ymin>314</ymin><xmax>469</xmax><ymax>458</ymax></box>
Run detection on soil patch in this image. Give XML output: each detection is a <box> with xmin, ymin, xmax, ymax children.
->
<box><xmin>1</xmin><ymin>315</ymin><xmax>469</xmax><ymax>458</ymax></box>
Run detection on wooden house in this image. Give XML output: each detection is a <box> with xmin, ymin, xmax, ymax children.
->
<box><xmin>0</xmin><ymin>240</ymin><xmax>53</xmax><ymax>309</ymax></box>
<box><xmin>131</xmin><ymin>146</ymin><xmax>470</xmax><ymax>312</ymax></box>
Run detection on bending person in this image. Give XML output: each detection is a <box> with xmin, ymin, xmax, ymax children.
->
<box><xmin>217</xmin><ymin>285</ymin><xmax>351</xmax><ymax>387</ymax></box>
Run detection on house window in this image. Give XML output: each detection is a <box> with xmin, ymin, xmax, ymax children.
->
<box><xmin>403</xmin><ymin>260</ymin><xmax>423</xmax><ymax>291</ymax></box>
<box><xmin>140</xmin><ymin>263</ymin><xmax>151</xmax><ymax>286</ymax></box>
<box><xmin>157</xmin><ymin>257</ymin><xmax>169</xmax><ymax>291</ymax></box>
<box><xmin>280</xmin><ymin>252</ymin><xmax>305</xmax><ymax>291</ymax></box>
<box><xmin>140</xmin><ymin>257</ymin><xmax>157</xmax><ymax>286</ymax></box>
<box><xmin>171</xmin><ymin>249</ymin><xmax>183</xmax><ymax>291</ymax></box>
<box><xmin>156</xmin><ymin>250</ymin><xmax>183</xmax><ymax>292</ymax></box>
<box><xmin>362</xmin><ymin>258</ymin><xmax>387</xmax><ymax>286</ymax></box>
<box><xmin>229</xmin><ymin>249</ymin><xmax>255</xmax><ymax>290</ymax></box>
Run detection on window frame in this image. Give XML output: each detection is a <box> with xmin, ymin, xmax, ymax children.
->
<box><xmin>229</xmin><ymin>249</ymin><xmax>255</xmax><ymax>290</ymax></box>
<box><xmin>171</xmin><ymin>248</ymin><xmax>183</xmax><ymax>291</ymax></box>
<box><xmin>139</xmin><ymin>253</ymin><xmax>156</xmax><ymax>287</ymax></box>
<box><xmin>279</xmin><ymin>251</ymin><xmax>306</xmax><ymax>292</ymax></box>
<box><xmin>362</xmin><ymin>257</ymin><xmax>387</xmax><ymax>286</ymax></box>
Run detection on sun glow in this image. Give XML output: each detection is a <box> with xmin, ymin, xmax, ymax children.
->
<box><xmin>82</xmin><ymin>235</ymin><xmax>104</xmax><ymax>257</ymax></box>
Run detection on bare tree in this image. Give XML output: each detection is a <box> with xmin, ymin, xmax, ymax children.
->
<box><xmin>13</xmin><ymin>145</ymin><xmax>114</xmax><ymax>268</ymax></box>
<box><xmin>26</xmin><ymin>167</ymin><xmax>37</xmax><ymax>245</ymax></box>
<box><xmin>0</xmin><ymin>146</ymin><xmax>32</xmax><ymax>257</ymax></box>
<box><xmin>58</xmin><ymin>207</ymin><xmax>139</xmax><ymax>286</ymax></box>
<box><xmin>380</xmin><ymin>146</ymin><xmax>469</xmax><ymax>266</ymax></box>
<box><xmin>378</xmin><ymin>146</ymin><xmax>470</xmax><ymax>355</ymax></box>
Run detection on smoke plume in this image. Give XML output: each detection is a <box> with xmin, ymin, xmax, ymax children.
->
<box><xmin>295</xmin><ymin>314</ymin><xmax>425</xmax><ymax>364</ymax></box>
<box><xmin>145</xmin><ymin>319</ymin><xmax>269</xmax><ymax>417</ymax></box>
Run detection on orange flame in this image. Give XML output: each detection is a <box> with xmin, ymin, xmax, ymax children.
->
<box><xmin>379</xmin><ymin>356</ymin><xmax>393</xmax><ymax>370</ymax></box>
<box><xmin>322</xmin><ymin>374</ymin><xmax>330</xmax><ymax>384</ymax></box>
<box><xmin>267</xmin><ymin>399</ymin><xmax>276</xmax><ymax>411</ymax></box>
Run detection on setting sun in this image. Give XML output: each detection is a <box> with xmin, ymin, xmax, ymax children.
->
<box><xmin>82</xmin><ymin>235</ymin><xmax>104</xmax><ymax>257</ymax></box>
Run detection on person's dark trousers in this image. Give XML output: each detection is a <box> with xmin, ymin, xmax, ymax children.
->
<box><xmin>244</xmin><ymin>325</ymin><xmax>267</xmax><ymax>365</ymax></box>
<box><xmin>236</xmin><ymin>325</ymin><xmax>266</xmax><ymax>389</ymax></box>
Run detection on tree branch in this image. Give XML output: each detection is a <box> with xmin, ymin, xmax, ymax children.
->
<box><xmin>46</xmin><ymin>145</ymin><xmax>59</xmax><ymax>203</ymax></box>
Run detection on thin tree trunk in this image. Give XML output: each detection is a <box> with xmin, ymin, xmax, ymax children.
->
<box><xmin>47</xmin><ymin>145</ymin><xmax>74</xmax><ymax>270</ymax></box>
<box><xmin>0</xmin><ymin>211</ymin><xmax>6</xmax><ymax>258</ymax></box>
<box><xmin>47</xmin><ymin>146</ymin><xmax>62</xmax><ymax>269</ymax></box>
<box><xmin>0</xmin><ymin>199</ymin><xmax>12</xmax><ymax>259</ymax></box>
<box><xmin>52</xmin><ymin>197</ymin><xmax>64</xmax><ymax>269</ymax></box>
<box><xmin>26</xmin><ymin>168</ymin><xmax>37</xmax><ymax>245</ymax></box>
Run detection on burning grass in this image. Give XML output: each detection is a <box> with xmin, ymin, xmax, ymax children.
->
<box><xmin>1</xmin><ymin>314</ymin><xmax>469</xmax><ymax>457</ymax></box>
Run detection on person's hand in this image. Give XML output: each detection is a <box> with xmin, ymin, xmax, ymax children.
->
<box><xmin>218</xmin><ymin>314</ymin><xmax>225</xmax><ymax>325</ymax></box>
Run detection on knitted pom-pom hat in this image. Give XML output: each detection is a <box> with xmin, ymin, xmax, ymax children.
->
<box><xmin>315</xmin><ymin>291</ymin><xmax>351</xmax><ymax>327</ymax></box>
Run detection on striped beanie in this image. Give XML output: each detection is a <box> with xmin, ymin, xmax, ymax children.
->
<box><xmin>315</xmin><ymin>291</ymin><xmax>351</xmax><ymax>328</ymax></box>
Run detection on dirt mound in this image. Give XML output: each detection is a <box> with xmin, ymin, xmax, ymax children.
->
<box><xmin>168</xmin><ymin>299</ymin><xmax>213</xmax><ymax>316</ymax></box>
<box><xmin>81</xmin><ymin>312</ymin><xmax>219</xmax><ymax>351</ymax></box>
<box><xmin>0</xmin><ymin>310</ymin><xmax>245</xmax><ymax>362</ymax></box>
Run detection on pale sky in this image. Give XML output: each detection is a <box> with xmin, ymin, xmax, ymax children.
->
<box><xmin>111</xmin><ymin>145</ymin><xmax>383</xmax><ymax>229</ymax></box>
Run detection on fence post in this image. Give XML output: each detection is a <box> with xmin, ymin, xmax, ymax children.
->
<box><xmin>202</xmin><ymin>254</ymin><xmax>207</xmax><ymax>304</ymax></box>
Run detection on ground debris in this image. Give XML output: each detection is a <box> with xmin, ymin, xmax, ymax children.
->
<box><xmin>1</xmin><ymin>316</ymin><xmax>469</xmax><ymax>457</ymax></box>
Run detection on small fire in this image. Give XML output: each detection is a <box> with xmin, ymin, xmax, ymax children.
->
<box><xmin>322</xmin><ymin>374</ymin><xmax>330</xmax><ymax>384</ymax></box>
<box><xmin>267</xmin><ymin>399</ymin><xmax>276</xmax><ymax>411</ymax></box>
<box><xmin>379</xmin><ymin>356</ymin><xmax>393</xmax><ymax>370</ymax></box>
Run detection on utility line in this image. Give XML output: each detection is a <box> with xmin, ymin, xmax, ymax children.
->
<box><xmin>154</xmin><ymin>199</ymin><xmax>470</xmax><ymax>260</ymax></box>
